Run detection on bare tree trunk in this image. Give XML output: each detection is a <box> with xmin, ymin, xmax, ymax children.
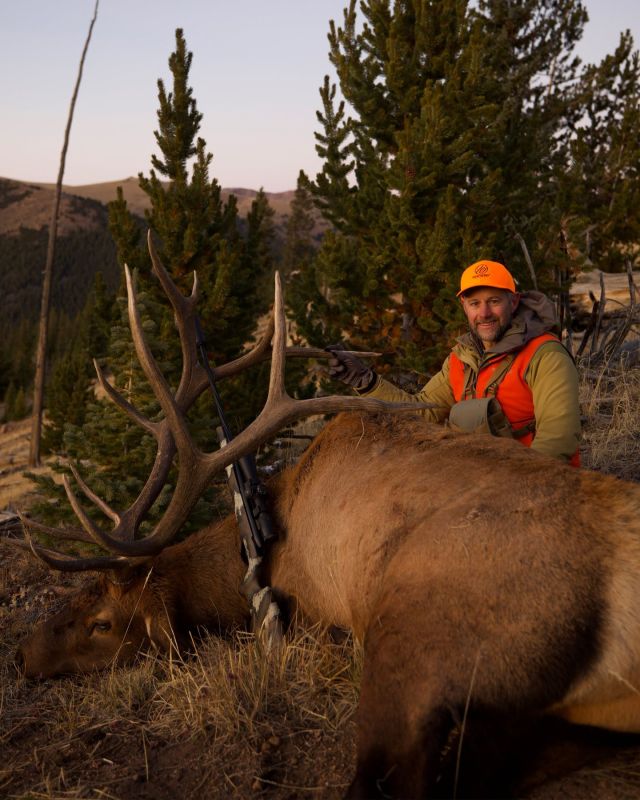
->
<box><xmin>29</xmin><ymin>0</ymin><xmax>99</xmax><ymax>467</ymax></box>
<box><xmin>514</xmin><ymin>232</ymin><xmax>538</xmax><ymax>291</ymax></box>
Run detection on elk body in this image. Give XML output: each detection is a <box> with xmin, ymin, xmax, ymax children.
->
<box><xmin>13</xmin><ymin>233</ymin><xmax>640</xmax><ymax>798</ymax></box>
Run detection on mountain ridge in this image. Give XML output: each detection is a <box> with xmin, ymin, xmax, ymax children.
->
<box><xmin>1</xmin><ymin>176</ymin><xmax>298</xmax><ymax>232</ymax></box>
<box><xmin>0</xmin><ymin>177</ymin><xmax>324</xmax><ymax>334</ymax></box>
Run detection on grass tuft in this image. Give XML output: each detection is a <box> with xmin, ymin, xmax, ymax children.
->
<box><xmin>579</xmin><ymin>360</ymin><xmax>640</xmax><ymax>480</ymax></box>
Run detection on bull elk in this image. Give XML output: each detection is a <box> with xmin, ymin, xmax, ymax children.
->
<box><xmin>11</xmin><ymin>232</ymin><xmax>640</xmax><ymax>798</ymax></box>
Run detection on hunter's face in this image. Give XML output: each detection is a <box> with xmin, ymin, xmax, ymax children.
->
<box><xmin>460</xmin><ymin>287</ymin><xmax>520</xmax><ymax>347</ymax></box>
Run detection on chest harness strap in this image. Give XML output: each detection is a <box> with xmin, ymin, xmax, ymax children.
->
<box><xmin>452</xmin><ymin>353</ymin><xmax>536</xmax><ymax>439</ymax></box>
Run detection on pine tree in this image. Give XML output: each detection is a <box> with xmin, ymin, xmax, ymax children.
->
<box><xmin>285</xmin><ymin>176</ymin><xmax>325</xmax><ymax>343</ymax></box>
<box><xmin>33</xmin><ymin>29</ymin><xmax>273</xmax><ymax>531</ymax></box>
<box><xmin>132</xmin><ymin>29</ymin><xmax>265</xmax><ymax>359</ymax></box>
<box><xmin>104</xmin><ymin>29</ymin><xmax>273</xmax><ymax>363</ymax></box>
<box><xmin>245</xmin><ymin>189</ymin><xmax>276</xmax><ymax>279</ymax></box>
<box><xmin>85</xmin><ymin>272</ymin><xmax>116</xmax><ymax>360</ymax></box>
<box><xmin>7</xmin><ymin>319</ymin><xmax>36</xmax><ymax>392</ymax></box>
<box><xmin>0</xmin><ymin>345</ymin><xmax>11</xmax><ymax>401</ymax></box>
<box><xmin>283</xmin><ymin>173</ymin><xmax>317</xmax><ymax>280</ymax></box>
<box><xmin>240</xmin><ymin>187</ymin><xmax>277</xmax><ymax>328</ymax></box>
<box><xmin>561</xmin><ymin>32</ymin><xmax>640</xmax><ymax>271</ymax></box>
<box><xmin>472</xmin><ymin>0</ymin><xmax>589</xmax><ymax>289</ymax></box>
<box><xmin>296</xmin><ymin>0</ymin><xmax>593</xmax><ymax>375</ymax></box>
<box><xmin>41</xmin><ymin>273</ymin><xmax>116</xmax><ymax>454</ymax></box>
<box><xmin>41</xmin><ymin>351</ymin><xmax>90</xmax><ymax>452</ymax></box>
<box><xmin>107</xmin><ymin>187</ymin><xmax>148</xmax><ymax>276</ymax></box>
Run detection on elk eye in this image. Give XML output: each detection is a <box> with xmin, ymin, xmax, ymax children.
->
<box><xmin>91</xmin><ymin>620</ymin><xmax>112</xmax><ymax>634</ymax></box>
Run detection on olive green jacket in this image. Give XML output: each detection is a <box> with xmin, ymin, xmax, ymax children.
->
<box><xmin>364</xmin><ymin>292</ymin><xmax>581</xmax><ymax>462</ymax></box>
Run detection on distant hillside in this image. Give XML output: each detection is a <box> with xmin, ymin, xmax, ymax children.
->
<box><xmin>0</xmin><ymin>178</ymin><xmax>112</xmax><ymax>237</ymax></box>
<box><xmin>34</xmin><ymin>176</ymin><xmax>152</xmax><ymax>219</ymax></box>
<box><xmin>0</xmin><ymin>176</ymin><xmax>327</xmax><ymax>331</ymax></box>
<box><xmin>31</xmin><ymin>177</ymin><xmax>326</xmax><ymax>238</ymax></box>
<box><xmin>0</xmin><ymin>178</ymin><xmax>120</xmax><ymax>327</ymax></box>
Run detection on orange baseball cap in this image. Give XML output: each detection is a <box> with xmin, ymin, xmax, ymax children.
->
<box><xmin>457</xmin><ymin>260</ymin><xmax>516</xmax><ymax>296</ymax></box>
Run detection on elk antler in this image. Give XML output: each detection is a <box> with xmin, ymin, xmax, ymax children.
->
<box><xmin>20</xmin><ymin>231</ymin><xmax>429</xmax><ymax>570</ymax></box>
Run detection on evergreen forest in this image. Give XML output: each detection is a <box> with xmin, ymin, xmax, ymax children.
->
<box><xmin>1</xmin><ymin>2</ymin><xmax>638</xmax><ymax>528</ymax></box>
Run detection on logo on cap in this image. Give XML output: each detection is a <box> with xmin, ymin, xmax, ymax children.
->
<box><xmin>474</xmin><ymin>264</ymin><xmax>490</xmax><ymax>277</ymax></box>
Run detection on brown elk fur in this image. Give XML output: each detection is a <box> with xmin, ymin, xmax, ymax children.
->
<box><xmin>17</xmin><ymin>412</ymin><xmax>640</xmax><ymax>797</ymax></box>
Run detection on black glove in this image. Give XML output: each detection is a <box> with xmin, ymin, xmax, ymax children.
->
<box><xmin>325</xmin><ymin>344</ymin><xmax>377</xmax><ymax>392</ymax></box>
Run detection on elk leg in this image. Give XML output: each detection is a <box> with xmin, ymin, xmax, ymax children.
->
<box><xmin>347</xmin><ymin>701</ymin><xmax>453</xmax><ymax>799</ymax></box>
<box><xmin>346</xmin><ymin>632</ymin><xmax>460</xmax><ymax>799</ymax></box>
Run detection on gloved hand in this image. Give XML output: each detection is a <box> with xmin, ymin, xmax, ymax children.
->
<box><xmin>325</xmin><ymin>344</ymin><xmax>377</xmax><ymax>392</ymax></box>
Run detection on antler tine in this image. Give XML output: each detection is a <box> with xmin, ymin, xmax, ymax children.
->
<box><xmin>210</xmin><ymin>314</ymin><xmax>275</xmax><ymax>381</ymax></box>
<box><xmin>125</xmin><ymin>265</ymin><xmax>198</xmax><ymax>461</ymax></box>
<box><xmin>267</xmin><ymin>271</ymin><xmax>288</xmax><ymax>402</ymax></box>
<box><xmin>286</xmin><ymin>346</ymin><xmax>381</xmax><ymax>359</ymax></box>
<box><xmin>146</xmin><ymin>231</ymin><xmax>201</xmax><ymax>403</ymax></box>
<box><xmin>94</xmin><ymin>356</ymin><xmax>181</xmax><ymax>540</ymax></box>
<box><xmin>62</xmin><ymin>474</ymin><xmax>136</xmax><ymax>555</ymax></box>
<box><xmin>147</xmin><ymin>229</ymin><xmax>199</xmax><ymax>311</ymax></box>
<box><xmin>19</xmin><ymin>525</ymin><xmax>142</xmax><ymax>572</ymax></box>
<box><xmin>186</xmin><ymin>309</ymin><xmax>378</xmax><ymax>388</ymax></box>
<box><xmin>94</xmin><ymin>360</ymin><xmax>158</xmax><ymax>435</ymax></box>
<box><xmin>115</xmin><ymin>433</ymin><xmax>177</xmax><ymax>539</ymax></box>
<box><xmin>68</xmin><ymin>464</ymin><xmax>120</xmax><ymax>525</ymax></box>
<box><xmin>46</xmin><ymin>433</ymin><xmax>179</xmax><ymax>557</ymax></box>
<box><xmin>18</xmin><ymin>513</ymin><xmax>94</xmax><ymax>545</ymax></box>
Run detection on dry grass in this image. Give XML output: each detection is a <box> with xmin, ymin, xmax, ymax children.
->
<box><xmin>0</xmin><ymin>567</ymin><xmax>359</xmax><ymax>798</ymax></box>
<box><xmin>579</xmin><ymin>357</ymin><xmax>640</xmax><ymax>480</ymax></box>
<box><xmin>162</xmin><ymin>629</ymin><xmax>358</xmax><ymax>735</ymax></box>
<box><xmin>0</xmin><ymin>418</ymin><xmax>55</xmax><ymax>510</ymax></box>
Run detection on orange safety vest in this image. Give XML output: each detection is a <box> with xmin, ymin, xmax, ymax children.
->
<box><xmin>449</xmin><ymin>333</ymin><xmax>580</xmax><ymax>466</ymax></box>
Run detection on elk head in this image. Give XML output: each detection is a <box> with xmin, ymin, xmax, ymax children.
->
<box><xmin>12</xmin><ymin>230</ymin><xmax>424</xmax><ymax>678</ymax></box>
<box><xmin>16</xmin><ymin>571</ymin><xmax>153</xmax><ymax>679</ymax></box>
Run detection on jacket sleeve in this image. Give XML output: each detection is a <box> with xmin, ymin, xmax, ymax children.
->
<box><xmin>525</xmin><ymin>343</ymin><xmax>581</xmax><ymax>461</ymax></box>
<box><xmin>360</xmin><ymin>356</ymin><xmax>455</xmax><ymax>424</ymax></box>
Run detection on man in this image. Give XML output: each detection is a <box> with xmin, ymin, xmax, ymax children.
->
<box><xmin>328</xmin><ymin>260</ymin><xmax>581</xmax><ymax>465</ymax></box>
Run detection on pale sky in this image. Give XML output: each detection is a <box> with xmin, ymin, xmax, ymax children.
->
<box><xmin>1</xmin><ymin>0</ymin><xmax>638</xmax><ymax>193</ymax></box>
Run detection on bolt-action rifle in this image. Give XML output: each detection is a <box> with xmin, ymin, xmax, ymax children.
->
<box><xmin>195</xmin><ymin>317</ymin><xmax>282</xmax><ymax>645</ymax></box>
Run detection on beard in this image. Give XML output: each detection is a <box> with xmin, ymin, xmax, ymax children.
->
<box><xmin>472</xmin><ymin>315</ymin><xmax>512</xmax><ymax>345</ymax></box>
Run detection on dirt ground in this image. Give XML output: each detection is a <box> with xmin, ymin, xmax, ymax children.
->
<box><xmin>3</xmin><ymin>417</ymin><xmax>640</xmax><ymax>799</ymax></box>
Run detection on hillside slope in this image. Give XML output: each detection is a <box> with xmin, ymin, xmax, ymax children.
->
<box><xmin>0</xmin><ymin>177</ymin><xmax>111</xmax><ymax>237</ymax></box>
<box><xmin>0</xmin><ymin>178</ymin><xmax>120</xmax><ymax>326</ymax></box>
<box><xmin>0</xmin><ymin>177</ymin><xmax>326</xmax><ymax>328</ymax></box>
<box><xmin>34</xmin><ymin>177</ymin><xmax>300</xmax><ymax>224</ymax></box>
